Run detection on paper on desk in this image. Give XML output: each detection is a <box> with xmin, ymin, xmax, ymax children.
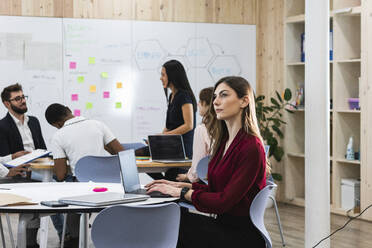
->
<box><xmin>0</xmin><ymin>193</ymin><xmax>37</xmax><ymax>207</ymax></box>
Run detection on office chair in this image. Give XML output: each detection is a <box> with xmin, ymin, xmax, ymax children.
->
<box><xmin>74</xmin><ymin>155</ymin><xmax>121</xmax><ymax>183</ymax></box>
<box><xmin>250</xmin><ymin>183</ymin><xmax>277</xmax><ymax>248</ymax></box>
<box><xmin>91</xmin><ymin>203</ymin><xmax>180</xmax><ymax>248</ymax></box>
<box><xmin>196</xmin><ymin>156</ymin><xmax>209</xmax><ymax>184</ymax></box>
<box><xmin>120</xmin><ymin>142</ymin><xmax>146</xmax><ymax>151</ymax></box>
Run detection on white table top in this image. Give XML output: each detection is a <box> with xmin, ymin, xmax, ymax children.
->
<box><xmin>0</xmin><ymin>182</ymin><xmax>177</xmax><ymax>213</ymax></box>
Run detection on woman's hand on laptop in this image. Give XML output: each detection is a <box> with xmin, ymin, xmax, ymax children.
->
<box><xmin>145</xmin><ymin>179</ymin><xmax>191</xmax><ymax>189</ymax></box>
<box><xmin>146</xmin><ymin>183</ymin><xmax>182</xmax><ymax>197</ymax></box>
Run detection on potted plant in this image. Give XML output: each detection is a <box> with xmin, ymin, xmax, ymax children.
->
<box><xmin>255</xmin><ymin>88</ymin><xmax>294</xmax><ymax>181</ymax></box>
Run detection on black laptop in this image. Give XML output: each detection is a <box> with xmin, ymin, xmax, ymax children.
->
<box><xmin>148</xmin><ymin>135</ymin><xmax>191</xmax><ymax>163</ymax></box>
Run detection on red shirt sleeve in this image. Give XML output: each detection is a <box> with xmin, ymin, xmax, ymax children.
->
<box><xmin>191</xmin><ymin>137</ymin><xmax>266</xmax><ymax>215</ymax></box>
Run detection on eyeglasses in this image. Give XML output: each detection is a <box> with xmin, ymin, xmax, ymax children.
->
<box><xmin>8</xmin><ymin>95</ymin><xmax>28</xmax><ymax>103</ymax></box>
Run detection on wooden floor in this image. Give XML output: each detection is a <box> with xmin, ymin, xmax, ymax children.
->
<box><xmin>1</xmin><ymin>203</ymin><xmax>372</xmax><ymax>247</ymax></box>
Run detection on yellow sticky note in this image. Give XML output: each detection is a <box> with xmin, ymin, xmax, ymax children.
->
<box><xmin>77</xmin><ymin>76</ymin><xmax>84</xmax><ymax>83</ymax></box>
<box><xmin>86</xmin><ymin>102</ymin><xmax>93</xmax><ymax>109</ymax></box>
<box><xmin>88</xmin><ymin>57</ymin><xmax>95</xmax><ymax>64</ymax></box>
<box><xmin>89</xmin><ymin>85</ymin><xmax>96</xmax><ymax>93</ymax></box>
<box><xmin>101</xmin><ymin>72</ymin><xmax>108</xmax><ymax>78</ymax></box>
<box><xmin>115</xmin><ymin>102</ymin><xmax>122</xmax><ymax>109</ymax></box>
<box><xmin>116</xmin><ymin>82</ymin><xmax>122</xmax><ymax>89</ymax></box>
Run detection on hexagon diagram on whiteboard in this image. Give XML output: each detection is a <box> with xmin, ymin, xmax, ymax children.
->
<box><xmin>186</xmin><ymin>37</ymin><xmax>214</xmax><ymax>68</ymax></box>
<box><xmin>208</xmin><ymin>55</ymin><xmax>242</xmax><ymax>82</ymax></box>
<box><xmin>135</xmin><ymin>40</ymin><xmax>166</xmax><ymax>70</ymax></box>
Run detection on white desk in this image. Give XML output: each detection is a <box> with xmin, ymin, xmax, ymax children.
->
<box><xmin>0</xmin><ymin>182</ymin><xmax>177</xmax><ymax>248</ymax></box>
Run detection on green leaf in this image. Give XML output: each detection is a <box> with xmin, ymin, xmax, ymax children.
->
<box><xmin>271</xmin><ymin>173</ymin><xmax>283</xmax><ymax>181</ymax></box>
<box><xmin>285</xmin><ymin>108</ymin><xmax>295</xmax><ymax>114</ymax></box>
<box><xmin>271</xmin><ymin>97</ymin><xmax>280</xmax><ymax>107</ymax></box>
<box><xmin>272</xmin><ymin>125</ymin><xmax>284</xmax><ymax>138</ymax></box>
<box><xmin>273</xmin><ymin>146</ymin><xmax>284</xmax><ymax>162</ymax></box>
<box><xmin>284</xmin><ymin>88</ymin><xmax>292</xmax><ymax>101</ymax></box>
<box><xmin>276</xmin><ymin>91</ymin><xmax>283</xmax><ymax>103</ymax></box>
<box><xmin>256</xmin><ymin>95</ymin><xmax>265</xmax><ymax>101</ymax></box>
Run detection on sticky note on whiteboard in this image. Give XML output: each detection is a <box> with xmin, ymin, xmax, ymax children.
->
<box><xmin>116</xmin><ymin>82</ymin><xmax>122</xmax><ymax>88</ymax></box>
<box><xmin>103</xmin><ymin>91</ymin><xmax>110</xmax><ymax>98</ymax></box>
<box><xmin>71</xmin><ymin>94</ymin><xmax>78</xmax><ymax>101</ymax></box>
<box><xmin>88</xmin><ymin>57</ymin><xmax>95</xmax><ymax>64</ymax></box>
<box><xmin>77</xmin><ymin>76</ymin><xmax>84</xmax><ymax>83</ymax></box>
<box><xmin>69</xmin><ymin>62</ymin><xmax>76</xmax><ymax>69</ymax></box>
<box><xmin>89</xmin><ymin>85</ymin><xmax>96</xmax><ymax>93</ymax></box>
<box><xmin>115</xmin><ymin>102</ymin><xmax>122</xmax><ymax>109</ymax></box>
<box><xmin>101</xmin><ymin>72</ymin><xmax>108</xmax><ymax>78</ymax></box>
<box><xmin>86</xmin><ymin>102</ymin><xmax>93</xmax><ymax>109</ymax></box>
<box><xmin>74</xmin><ymin>109</ymin><xmax>81</xmax><ymax>116</ymax></box>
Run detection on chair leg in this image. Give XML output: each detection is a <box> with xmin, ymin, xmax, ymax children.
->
<box><xmin>5</xmin><ymin>214</ymin><xmax>15</xmax><ymax>248</ymax></box>
<box><xmin>269</xmin><ymin>196</ymin><xmax>286</xmax><ymax>247</ymax></box>
<box><xmin>0</xmin><ymin>214</ymin><xmax>6</xmax><ymax>248</ymax></box>
<box><xmin>60</xmin><ymin>213</ymin><xmax>67</xmax><ymax>248</ymax></box>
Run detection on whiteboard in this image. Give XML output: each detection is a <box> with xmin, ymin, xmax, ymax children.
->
<box><xmin>0</xmin><ymin>16</ymin><xmax>256</xmax><ymax>147</ymax></box>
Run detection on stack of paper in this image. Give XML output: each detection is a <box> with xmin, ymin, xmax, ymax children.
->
<box><xmin>5</xmin><ymin>149</ymin><xmax>50</xmax><ymax>167</ymax></box>
<box><xmin>0</xmin><ymin>193</ymin><xmax>36</xmax><ymax>207</ymax></box>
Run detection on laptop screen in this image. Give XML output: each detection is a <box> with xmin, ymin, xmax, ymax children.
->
<box><xmin>148</xmin><ymin>135</ymin><xmax>186</xmax><ymax>160</ymax></box>
<box><xmin>118</xmin><ymin>150</ymin><xmax>141</xmax><ymax>192</ymax></box>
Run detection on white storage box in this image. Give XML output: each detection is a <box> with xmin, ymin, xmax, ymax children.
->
<box><xmin>341</xmin><ymin>178</ymin><xmax>360</xmax><ymax>210</ymax></box>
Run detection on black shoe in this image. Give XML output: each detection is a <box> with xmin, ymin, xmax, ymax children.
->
<box><xmin>26</xmin><ymin>245</ymin><xmax>39</xmax><ymax>248</ymax></box>
<box><xmin>63</xmin><ymin>237</ymin><xmax>79</xmax><ymax>248</ymax></box>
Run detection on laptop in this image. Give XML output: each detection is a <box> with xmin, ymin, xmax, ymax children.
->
<box><xmin>58</xmin><ymin>154</ymin><xmax>150</xmax><ymax>207</ymax></box>
<box><xmin>148</xmin><ymin>135</ymin><xmax>191</xmax><ymax>163</ymax></box>
<box><xmin>118</xmin><ymin>149</ymin><xmax>171</xmax><ymax>198</ymax></box>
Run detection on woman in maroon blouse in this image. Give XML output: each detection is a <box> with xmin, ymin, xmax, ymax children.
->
<box><xmin>146</xmin><ymin>76</ymin><xmax>268</xmax><ymax>247</ymax></box>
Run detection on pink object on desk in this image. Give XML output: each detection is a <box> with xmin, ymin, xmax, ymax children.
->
<box><xmin>93</xmin><ymin>187</ymin><xmax>108</xmax><ymax>192</ymax></box>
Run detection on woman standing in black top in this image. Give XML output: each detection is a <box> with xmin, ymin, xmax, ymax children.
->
<box><xmin>150</xmin><ymin>60</ymin><xmax>197</xmax><ymax>180</ymax></box>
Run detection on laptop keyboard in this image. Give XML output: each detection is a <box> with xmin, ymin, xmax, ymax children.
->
<box><xmin>132</xmin><ymin>188</ymin><xmax>171</xmax><ymax>198</ymax></box>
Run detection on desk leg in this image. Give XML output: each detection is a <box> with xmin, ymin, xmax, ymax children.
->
<box><xmin>17</xmin><ymin>214</ymin><xmax>33</xmax><ymax>248</ymax></box>
<box><xmin>39</xmin><ymin>216</ymin><xmax>49</xmax><ymax>248</ymax></box>
<box><xmin>79</xmin><ymin>213</ymin><xmax>88</xmax><ymax>248</ymax></box>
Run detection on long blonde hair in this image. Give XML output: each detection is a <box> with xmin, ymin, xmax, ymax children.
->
<box><xmin>205</xmin><ymin>76</ymin><xmax>270</xmax><ymax>173</ymax></box>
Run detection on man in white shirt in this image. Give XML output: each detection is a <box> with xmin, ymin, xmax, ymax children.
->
<box><xmin>45</xmin><ymin>103</ymin><xmax>124</xmax><ymax>246</ymax></box>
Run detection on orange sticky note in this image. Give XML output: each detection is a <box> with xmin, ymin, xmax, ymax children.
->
<box><xmin>89</xmin><ymin>85</ymin><xmax>96</xmax><ymax>93</ymax></box>
<box><xmin>116</xmin><ymin>82</ymin><xmax>122</xmax><ymax>89</ymax></box>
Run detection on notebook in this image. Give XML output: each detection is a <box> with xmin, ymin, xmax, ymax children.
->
<box><xmin>118</xmin><ymin>150</ymin><xmax>171</xmax><ymax>198</ymax></box>
<box><xmin>58</xmin><ymin>152</ymin><xmax>150</xmax><ymax>206</ymax></box>
<box><xmin>148</xmin><ymin>135</ymin><xmax>191</xmax><ymax>163</ymax></box>
<box><xmin>4</xmin><ymin>149</ymin><xmax>50</xmax><ymax>167</ymax></box>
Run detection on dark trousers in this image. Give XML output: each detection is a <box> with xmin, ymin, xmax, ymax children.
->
<box><xmin>177</xmin><ymin>210</ymin><xmax>266</xmax><ymax>248</ymax></box>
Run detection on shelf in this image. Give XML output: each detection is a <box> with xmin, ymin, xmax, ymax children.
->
<box><xmin>286</xmin><ymin>14</ymin><xmax>305</xmax><ymax>24</ymax></box>
<box><xmin>336</xmin><ymin>110</ymin><xmax>361</xmax><ymax>114</ymax></box>
<box><xmin>334</xmin><ymin>58</ymin><xmax>361</xmax><ymax>63</ymax></box>
<box><xmin>335</xmin><ymin>158</ymin><xmax>360</xmax><ymax>165</ymax></box>
<box><xmin>332</xmin><ymin>6</ymin><xmax>361</xmax><ymax>16</ymax></box>
<box><xmin>331</xmin><ymin>205</ymin><xmax>360</xmax><ymax>217</ymax></box>
<box><xmin>287</xmin><ymin>152</ymin><xmax>305</xmax><ymax>158</ymax></box>
<box><xmin>286</xmin><ymin>61</ymin><xmax>304</xmax><ymax>66</ymax></box>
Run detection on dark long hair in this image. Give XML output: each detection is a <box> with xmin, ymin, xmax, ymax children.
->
<box><xmin>162</xmin><ymin>60</ymin><xmax>197</xmax><ymax>112</ymax></box>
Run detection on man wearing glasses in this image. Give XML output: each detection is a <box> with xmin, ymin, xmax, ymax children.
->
<box><xmin>0</xmin><ymin>83</ymin><xmax>46</xmax><ymax>248</ymax></box>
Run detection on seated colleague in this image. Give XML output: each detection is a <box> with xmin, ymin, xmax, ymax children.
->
<box><xmin>176</xmin><ymin>87</ymin><xmax>213</xmax><ymax>183</ymax></box>
<box><xmin>147</xmin><ymin>76</ymin><xmax>268</xmax><ymax>247</ymax></box>
<box><xmin>0</xmin><ymin>151</ymin><xmax>30</xmax><ymax>178</ymax></box>
<box><xmin>45</xmin><ymin>103</ymin><xmax>124</xmax><ymax>181</ymax></box>
<box><xmin>0</xmin><ymin>83</ymin><xmax>46</xmax><ymax>248</ymax></box>
<box><xmin>0</xmin><ymin>83</ymin><xmax>46</xmax><ymax>155</ymax></box>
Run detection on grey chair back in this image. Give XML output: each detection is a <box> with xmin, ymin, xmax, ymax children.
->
<box><xmin>74</xmin><ymin>155</ymin><xmax>121</xmax><ymax>183</ymax></box>
<box><xmin>196</xmin><ymin>156</ymin><xmax>209</xmax><ymax>184</ymax></box>
<box><xmin>121</xmin><ymin>142</ymin><xmax>146</xmax><ymax>150</ymax></box>
<box><xmin>250</xmin><ymin>183</ymin><xmax>277</xmax><ymax>248</ymax></box>
<box><xmin>92</xmin><ymin>203</ymin><xmax>180</xmax><ymax>248</ymax></box>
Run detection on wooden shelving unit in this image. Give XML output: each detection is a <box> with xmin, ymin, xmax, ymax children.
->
<box><xmin>283</xmin><ymin>0</ymin><xmax>364</xmax><ymax>218</ymax></box>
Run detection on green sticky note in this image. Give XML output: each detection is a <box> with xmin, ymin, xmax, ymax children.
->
<box><xmin>86</xmin><ymin>102</ymin><xmax>93</xmax><ymax>109</ymax></box>
<box><xmin>77</xmin><ymin>76</ymin><xmax>84</xmax><ymax>83</ymax></box>
<box><xmin>115</xmin><ymin>102</ymin><xmax>122</xmax><ymax>109</ymax></box>
<box><xmin>89</xmin><ymin>57</ymin><xmax>95</xmax><ymax>64</ymax></box>
<box><xmin>101</xmin><ymin>72</ymin><xmax>108</xmax><ymax>78</ymax></box>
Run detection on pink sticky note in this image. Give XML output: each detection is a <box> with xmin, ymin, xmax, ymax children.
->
<box><xmin>69</xmin><ymin>62</ymin><xmax>76</xmax><ymax>69</ymax></box>
<box><xmin>103</xmin><ymin>91</ymin><xmax>110</xmax><ymax>98</ymax></box>
<box><xmin>74</xmin><ymin>109</ymin><xmax>81</xmax><ymax>116</ymax></box>
<box><xmin>71</xmin><ymin>94</ymin><xmax>78</xmax><ymax>101</ymax></box>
